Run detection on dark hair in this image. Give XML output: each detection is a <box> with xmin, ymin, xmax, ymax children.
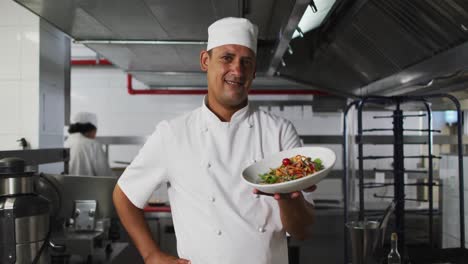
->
<box><xmin>68</xmin><ymin>123</ymin><xmax>96</xmax><ymax>135</ymax></box>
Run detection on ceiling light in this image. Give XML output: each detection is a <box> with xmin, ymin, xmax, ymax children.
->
<box><xmin>281</xmin><ymin>59</ymin><xmax>286</xmax><ymax>67</ymax></box>
<box><xmin>296</xmin><ymin>27</ymin><xmax>304</xmax><ymax>38</ymax></box>
<box><xmin>292</xmin><ymin>0</ymin><xmax>336</xmax><ymax>39</ymax></box>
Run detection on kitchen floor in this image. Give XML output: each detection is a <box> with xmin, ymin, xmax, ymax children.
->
<box><xmin>290</xmin><ymin>208</ymin><xmax>345</xmax><ymax>264</ymax></box>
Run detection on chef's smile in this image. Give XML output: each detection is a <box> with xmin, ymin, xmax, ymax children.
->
<box><xmin>225</xmin><ymin>79</ymin><xmax>245</xmax><ymax>89</ymax></box>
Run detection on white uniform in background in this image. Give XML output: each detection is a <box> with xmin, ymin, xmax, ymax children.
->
<box><xmin>118</xmin><ymin>99</ymin><xmax>310</xmax><ymax>264</ymax></box>
<box><xmin>65</xmin><ymin>133</ymin><xmax>113</xmax><ymax>176</ymax></box>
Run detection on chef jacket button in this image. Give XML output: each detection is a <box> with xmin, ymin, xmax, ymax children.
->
<box><xmin>204</xmin><ymin>128</ymin><xmax>208</xmax><ymax>132</ymax></box>
<box><xmin>210</xmin><ymin>196</ymin><xmax>215</xmax><ymax>202</ymax></box>
<box><xmin>255</xmin><ymin>194</ymin><xmax>260</xmax><ymax>199</ymax></box>
<box><xmin>258</xmin><ymin>227</ymin><xmax>266</xmax><ymax>233</ymax></box>
<box><xmin>248</xmin><ymin>124</ymin><xmax>253</xmax><ymax>128</ymax></box>
<box><xmin>207</xmin><ymin>163</ymin><xmax>211</xmax><ymax>168</ymax></box>
<box><xmin>216</xmin><ymin>230</ymin><xmax>222</xmax><ymax>236</ymax></box>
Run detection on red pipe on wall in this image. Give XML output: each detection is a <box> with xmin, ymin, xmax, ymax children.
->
<box><xmin>71</xmin><ymin>59</ymin><xmax>328</xmax><ymax>95</ymax></box>
<box><xmin>71</xmin><ymin>59</ymin><xmax>112</xmax><ymax>66</ymax></box>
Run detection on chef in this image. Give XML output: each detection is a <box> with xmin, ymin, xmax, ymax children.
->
<box><xmin>113</xmin><ymin>17</ymin><xmax>316</xmax><ymax>264</ymax></box>
<box><xmin>65</xmin><ymin>112</ymin><xmax>113</xmax><ymax>176</ymax></box>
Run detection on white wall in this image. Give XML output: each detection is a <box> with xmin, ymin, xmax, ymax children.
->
<box><xmin>0</xmin><ymin>0</ymin><xmax>40</xmax><ymax>150</ymax></box>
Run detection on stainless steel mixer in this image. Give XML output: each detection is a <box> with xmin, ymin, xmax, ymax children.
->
<box><xmin>0</xmin><ymin>157</ymin><xmax>50</xmax><ymax>264</ymax></box>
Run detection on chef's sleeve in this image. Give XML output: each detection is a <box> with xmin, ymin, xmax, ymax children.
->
<box><xmin>117</xmin><ymin>121</ymin><xmax>170</xmax><ymax>209</ymax></box>
<box><xmin>280</xmin><ymin>120</ymin><xmax>302</xmax><ymax>151</ymax></box>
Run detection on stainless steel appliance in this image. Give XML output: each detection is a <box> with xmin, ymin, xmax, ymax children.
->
<box><xmin>0</xmin><ymin>157</ymin><xmax>50</xmax><ymax>264</ymax></box>
<box><xmin>346</xmin><ymin>220</ymin><xmax>385</xmax><ymax>264</ymax></box>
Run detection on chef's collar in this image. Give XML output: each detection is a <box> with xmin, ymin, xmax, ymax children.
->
<box><xmin>201</xmin><ymin>96</ymin><xmax>253</xmax><ymax>128</ymax></box>
<box><xmin>69</xmin><ymin>133</ymin><xmax>88</xmax><ymax>140</ymax></box>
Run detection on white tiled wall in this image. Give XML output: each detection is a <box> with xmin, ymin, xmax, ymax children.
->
<box><xmin>0</xmin><ymin>3</ymin><xmax>68</xmax><ymax>175</ymax></box>
<box><xmin>0</xmin><ymin>0</ymin><xmax>40</xmax><ymax>150</ymax></box>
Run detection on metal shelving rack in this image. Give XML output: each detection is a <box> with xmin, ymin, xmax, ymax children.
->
<box><xmin>343</xmin><ymin>94</ymin><xmax>466</xmax><ymax>263</ymax></box>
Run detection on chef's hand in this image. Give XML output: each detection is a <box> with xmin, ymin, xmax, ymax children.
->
<box><xmin>144</xmin><ymin>251</ymin><xmax>191</xmax><ymax>264</ymax></box>
<box><xmin>253</xmin><ymin>185</ymin><xmax>317</xmax><ymax>200</ymax></box>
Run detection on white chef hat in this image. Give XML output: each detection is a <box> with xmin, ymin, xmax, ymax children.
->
<box><xmin>71</xmin><ymin>112</ymin><xmax>98</xmax><ymax>127</ymax></box>
<box><xmin>207</xmin><ymin>17</ymin><xmax>258</xmax><ymax>54</ymax></box>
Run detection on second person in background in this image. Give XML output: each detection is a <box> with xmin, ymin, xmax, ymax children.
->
<box><xmin>65</xmin><ymin>112</ymin><xmax>113</xmax><ymax>177</ymax></box>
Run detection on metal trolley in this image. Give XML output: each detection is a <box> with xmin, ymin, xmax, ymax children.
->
<box><xmin>343</xmin><ymin>94</ymin><xmax>467</xmax><ymax>263</ymax></box>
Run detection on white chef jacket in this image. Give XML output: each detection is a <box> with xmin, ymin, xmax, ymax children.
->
<box><xmin>118</xmin><ymin>100</ymin><xmax>305</xmax><ymax>264</ymax></box>
<box><xmin>64</xmin><ymin>133</ymin><xmax>113</xmax><ymax>176</ymax></box>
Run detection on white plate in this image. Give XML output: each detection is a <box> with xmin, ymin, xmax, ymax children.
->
<box><xmin>241</xmin><ymin>146</ymin><xmax>336</xmax><ymax>194</ymax></box>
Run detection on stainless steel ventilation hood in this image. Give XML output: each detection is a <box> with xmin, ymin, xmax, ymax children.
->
<box><xmin>13</xmin><ymin>0</ymin><xmax>468</xmax><ymax>108</ymax></box>
<box><xmin>281</xmin><ymin>0</ymin><xmax>468</xmax><ymax>103</ymax></box>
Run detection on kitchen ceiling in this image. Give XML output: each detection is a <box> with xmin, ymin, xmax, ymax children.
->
<box><xmin>14</xmin><ymin>0</ymin><xmax>321</xmax><ymax>90</ymax></box>
<box><xmin>13</xmin><ymin>0</ymin><xmax>468</xmax><ymax>106</ymax></box>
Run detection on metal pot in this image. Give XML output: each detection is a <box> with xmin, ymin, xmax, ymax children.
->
<box><xmin>0</xmin><ymin>157</ymin><xmax>50</xmax><ymax>264</ymax></box>
<box><xmin>346</xmin><ymin>220</ymin><xmax>386</xmax><ymax>264</ymax></box>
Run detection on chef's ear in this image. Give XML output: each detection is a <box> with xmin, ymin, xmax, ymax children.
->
<box><xmin>200</xmin><ymin>50</ymin><xmax>209</xmax><ymax>72</ymax></box>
